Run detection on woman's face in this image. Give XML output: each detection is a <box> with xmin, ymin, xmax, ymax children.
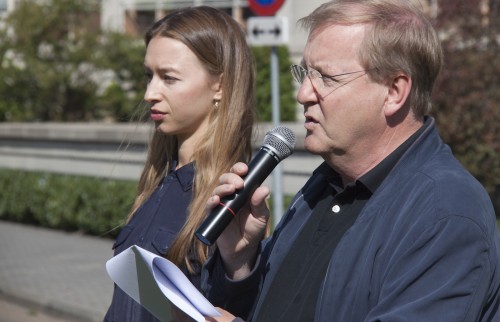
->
<box><xmin>144</xmin><ymin>36</ymin><xmax>221</xmax><ymax>144</ymax></box>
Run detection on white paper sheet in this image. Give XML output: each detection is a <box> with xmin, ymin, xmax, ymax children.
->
<box><xmin>106</xmin><ymin>245</ymin><xmax>220</xmax><ymax>322</ymax></box>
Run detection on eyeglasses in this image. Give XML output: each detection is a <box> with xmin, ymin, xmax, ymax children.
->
<box><xmin>290</xmin><ymin>64</ymin><xmax>371</xmax><ymax>97</ymax></box>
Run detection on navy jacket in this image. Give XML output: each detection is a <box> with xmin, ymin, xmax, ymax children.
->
<box><xmin>105</xmin><ymin>163</ymin><xmax>195</xmax><ymax>322</ymax></box>
<box><xmin>203</xmin><ymin>118</ymin><xmax>500</xmax><ymax>321</ymax></box>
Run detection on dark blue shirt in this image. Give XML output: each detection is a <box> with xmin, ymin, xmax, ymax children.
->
<box><xmin>104</xmin><ymin>162</ymin><xmax>195</xmax><ymax>322</ymax></box>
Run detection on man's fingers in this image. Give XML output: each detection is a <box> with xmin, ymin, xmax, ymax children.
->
<box><xmin>251</xmin><ymin>186</ymin><xmax>270</xmax><ymax>208</ymax></box>
<box><xmin>250</xmin><ymin>186</ymin><xmax>271</xmax><ymax>219</ymax></box>
<box><xmin>229</xmin><ymin>162</ymin><xmax>248</xmax><ymax>176</ymax></box>
<box><xmin>206</xmin><ymin>194</ymin><xmax>220</xmax><ymax>210</ymax></box>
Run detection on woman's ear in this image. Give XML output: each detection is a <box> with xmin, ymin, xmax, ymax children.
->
<box><xmin>212</xmin><ymin>74</ymin><xmax>223</xmax><ymax>101</ymax></box>
<box><xmin>384</xmin><ymin>74</ymin><xmax>411</xmax><ymax>117</ymax></box>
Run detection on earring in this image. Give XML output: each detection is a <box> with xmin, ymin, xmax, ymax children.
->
<box><xmin>214</xmin><ymin>100</ymin><xmax>220</xmax><ymax>109</ymax></box>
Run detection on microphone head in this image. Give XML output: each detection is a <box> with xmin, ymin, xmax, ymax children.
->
<box><xmin>263</xmin><ymin>126</ymin><xmax>296</xmax><ymax>161</ymax></box>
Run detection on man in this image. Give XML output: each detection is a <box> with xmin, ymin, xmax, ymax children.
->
<box><xmin>203</xmin><ymin>0</ymin><xmax>500</xmax><ymax>321</ymax></box>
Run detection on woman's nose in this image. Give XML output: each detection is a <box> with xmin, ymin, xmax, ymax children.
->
<box><xmin>144</xmin><ymin>78</ymin><xmax>161</xmax><ymax>103</ymax></box>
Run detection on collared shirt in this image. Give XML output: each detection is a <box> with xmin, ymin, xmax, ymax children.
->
<box><xmin>204</xmin><ymin>117</ymin><xmax>500</xmax><ymax>322</ymax></box>
<box><xmin>254</xmin><ymin>126</ymin><xmax>424</xmax><ymax>322</ymax></box>
<box><xmin>104</xmin><ymin>162</ymin><xmax>195</xmax><ymax>322</ymax></box>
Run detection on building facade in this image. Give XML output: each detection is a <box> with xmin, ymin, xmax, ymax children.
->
<box><xmin>100</xmin><ymin>0</ymin><xmax>326</xmax><ymax>61</ymax></box>
<box><xmin>4</xmin><ymin>0</ymin><xmax>485</xmax><ymax>62</ymax></box>
<box><xmin>0</xmin><ymin>0</ymin><xmax>16</xmax><ymax>13</ymax></box>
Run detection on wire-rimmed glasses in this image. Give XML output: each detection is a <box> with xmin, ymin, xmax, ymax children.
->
<box><xmin>290</xmin><ymin>64</ymin><xmax>371</xmax><ymax>97</ymax></box>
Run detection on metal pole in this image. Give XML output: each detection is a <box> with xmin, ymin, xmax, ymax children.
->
<box><xmin>270</xmin><ymin>46</ymin><xmax>283</xmax><ymax>228</ymax></box>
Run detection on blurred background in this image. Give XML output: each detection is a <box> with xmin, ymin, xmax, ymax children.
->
<box><xmin>0</xmin><ymin>0</ymin><xmax>498</xmax><ymax>321</ymax></box>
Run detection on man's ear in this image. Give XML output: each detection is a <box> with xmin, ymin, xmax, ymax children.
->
<box><xmin>212</xmin><ymin>74</ymin><xmax>223</xmax><ymax>101</ymax></box>
<box><xmin>384</xmin><ymin>74</ymin><xmax>411</xmax><ymax>117</ymax></box>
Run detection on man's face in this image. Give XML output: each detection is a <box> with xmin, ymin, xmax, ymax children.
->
<box><xmin>297</xmin><ymin>24</ymin><xmax>389</xmax><ymax>163</ymax></box>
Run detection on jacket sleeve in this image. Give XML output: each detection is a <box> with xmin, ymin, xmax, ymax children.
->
<box><xmin>365</xmin><ymin>215</ymin><xmax>499</xmax><ymax>321</ymax></box>
<box><xmin>201</xmin><ymin>247</ymin><xmax>264</xmax><ymax>320</ymax></box>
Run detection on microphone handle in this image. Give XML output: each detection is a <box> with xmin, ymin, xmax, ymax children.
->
<box><xmin>195</xmin><ymin>147</ymin><xmax>279</xmax><ymax>246</ymax></box>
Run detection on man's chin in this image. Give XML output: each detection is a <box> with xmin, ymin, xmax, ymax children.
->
<box><xmin>304</xmin><ymin>138</ymin><xmax>323</xmax><ymax>155</ymax></box>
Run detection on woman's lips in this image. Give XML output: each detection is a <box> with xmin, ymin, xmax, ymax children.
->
<box><xmin>150</xmin><ymin>110</ymin><xmax>166</xmax><ymax>121</ymax></box>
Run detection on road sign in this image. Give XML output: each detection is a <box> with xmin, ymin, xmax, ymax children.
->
<box><xmin>247</xmin><ymin>16</ymin><xmax>289</xmax><ymax>46</ymax></box>
<box><xmin>249</xmin><ymin>0</ymin><xmax>285</xmax><ymax>16</ymax></box>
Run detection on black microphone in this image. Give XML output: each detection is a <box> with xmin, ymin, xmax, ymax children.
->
<box><xmin>195</xmin><ymin>126</ymin><xmax>296</xmax><ymax>246</ymax></box>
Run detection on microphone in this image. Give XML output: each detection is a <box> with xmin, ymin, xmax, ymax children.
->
<box><xmin>195</xmin><ymin>126</ymin><xmax>296</xmax><ymax>246</ymax></box>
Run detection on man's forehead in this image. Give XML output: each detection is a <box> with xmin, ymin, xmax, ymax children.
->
<box><xmin>307</xmin><ymin>23</ymin><xmax>367</xmax><ymax>41</ymax></box>
<box><xmin>303</xmin><ymin>24</ymin><xmax>366</xmax><ymax>66</ymax></box>
<box><xmin>304</xmin><ymin>24</ymin><xmax>367</xmax><ymax>54</ymax></box>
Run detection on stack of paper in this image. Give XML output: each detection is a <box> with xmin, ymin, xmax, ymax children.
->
<box><xmin>106</xmin><ymin>245</ymin><xmax>220</xmax><ymax>322</ymax></box>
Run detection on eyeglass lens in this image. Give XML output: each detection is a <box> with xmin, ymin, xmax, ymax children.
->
<box><xmin>290</xmin><ymin>65</ymin><xmax>329</xmax><ymax>92</ymax></box>
<box><xmin>290</xmin><ymin>65</ymin><xmax>306</xmax><ymax>84</ymax></box>
<box><xmin>290</xmin><ymin>64</ymin><xmax>369</xmax><ymax>97</ymax></box>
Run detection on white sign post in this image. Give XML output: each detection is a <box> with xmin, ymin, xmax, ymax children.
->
<box><xmin>248</xmin><ymin>17</ymin><xmax>289</xmax><ymax>228</ymax></box>
<box><xmin>247</xmin><ymin>16</ymin><xmax>289</xmax><ymax>46</ymax></box>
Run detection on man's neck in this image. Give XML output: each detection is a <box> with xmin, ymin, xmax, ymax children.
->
<box><xmin>324</xmin><ymin>119</ymin><xmax>423</xmax><ymax>187</ymax></box>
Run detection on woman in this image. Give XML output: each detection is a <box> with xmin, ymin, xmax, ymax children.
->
<box><xmin>104</xmin><ymin>6</ymin><xmax>255</xmax><ymax>322</ymax></box>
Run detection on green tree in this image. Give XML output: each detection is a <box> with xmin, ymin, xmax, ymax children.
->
<box><xmin>0</xmin><ymin>1</ymin><xmax>296</xmax><ymax>123</ymax></box>
<box><xmin>430</xmin><ymin>0</ymin><xmax>500</xmax><ymax>213</ymax></box>
<box><xmin>252</xmin><ymin>46</ymin><xmax>297</xmax><ymax>122</ymax></box>
<box><xmin>0</xmin><ymin>0</ymin><xmax>145</xmax><ymax>122</ymax></box>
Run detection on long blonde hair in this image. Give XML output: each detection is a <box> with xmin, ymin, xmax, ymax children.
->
<box><xmin>128</xmin><ymin>6</ymin><xmax>255</xmax><ymax>271</ymax></box>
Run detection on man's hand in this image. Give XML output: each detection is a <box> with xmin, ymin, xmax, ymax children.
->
<box><xmin>205</xmin><ymin>307</ymin><xmax>240</xmax><ymax>322</ymax></box>
<box><xmin>206</xmin><ymin>162</ymin><xmax>270</xmax><ymax>280</ymax></box>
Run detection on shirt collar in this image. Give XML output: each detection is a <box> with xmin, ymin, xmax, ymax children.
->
<box><xmin>313</xmin><ymin>117</ymin><xmax>430</xmax><ymax>195</ymax></box>
<box><xmin>169</xmin><ymin>161</ymin><xmax>194</xmax><ymax>191</ymax></box>
<box><xmin>360</xmin><ymin>118</ymin><xmax>429</xmax><ymax>193</ymax></box>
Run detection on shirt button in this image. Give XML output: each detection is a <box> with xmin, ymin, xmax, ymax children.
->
<box><xmin>332</xmin><ymin>205</ymin><xmax>340</xmax><ymax>213</ymax></box>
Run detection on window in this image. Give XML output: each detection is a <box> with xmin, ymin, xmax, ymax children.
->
<box><xmin>0</xmin><ymin>0</ymin><xmax>7</xmax><ymax>12</ymax></box>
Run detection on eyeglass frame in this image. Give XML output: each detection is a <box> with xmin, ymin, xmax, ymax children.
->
<box><xmin>290</xmin><ymin>64</ymin><xmax>374</xmax><ymax>94</ymax></box>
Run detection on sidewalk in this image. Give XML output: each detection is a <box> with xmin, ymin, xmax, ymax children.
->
<box><xmin>0</xmin><ymin>220</ymin><xmax>115</xmax><ymax>322</ymax></box>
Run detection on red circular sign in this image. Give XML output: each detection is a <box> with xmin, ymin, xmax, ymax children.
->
<box><xmin>249</xmin><ymin>0</ymin><xmax>285</xmax><ymax>16</ymax></box>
